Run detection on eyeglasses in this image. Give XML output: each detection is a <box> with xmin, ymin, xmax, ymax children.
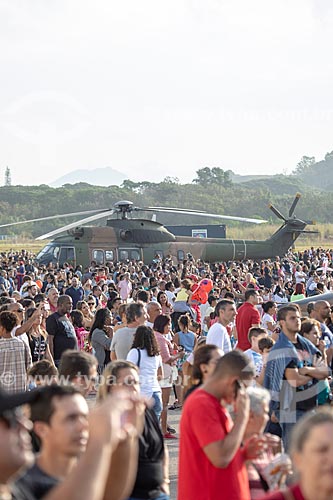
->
<box><xmin>88</xmin><ymin>303</ymin><xmax>94</xmax><ymax>306</ymax></box>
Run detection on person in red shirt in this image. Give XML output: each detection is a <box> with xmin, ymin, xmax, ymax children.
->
<box><xmin>178</xmin><ymin>350</ymin><xmax>265</xmax><ymax>500</ymax></box>
<box><xmin>236</xmin><ymin>289</ymin><xmax>261</xmax><ymax>351</ymax></box>
<box><xmin>95</xmin><ymin>267</ymin><xmax>107</xmax><ymax>284</ymax></box>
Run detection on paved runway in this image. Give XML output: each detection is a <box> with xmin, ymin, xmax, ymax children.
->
<box><xmin>165</xmin><ymin>404</ymin><xmax>181</xmax><ymax>500</ymax></box>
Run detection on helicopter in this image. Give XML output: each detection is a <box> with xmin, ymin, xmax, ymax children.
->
<box><xmin>0</xmin><ymin>194</ymin><xmax>316</xmax><ymax>268</ymax></box>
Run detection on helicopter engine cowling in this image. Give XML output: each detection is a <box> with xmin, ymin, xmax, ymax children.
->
<box><xmin>120</xmin><ymin>230</ymin><xmax>133</xmax><ymax>242</ymax></box>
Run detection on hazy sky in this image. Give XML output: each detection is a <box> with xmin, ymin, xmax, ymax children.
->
<box><xmin>1</xmin><ymin>0</ymin><xmax>332</xmax><ymax>186</ymax></box>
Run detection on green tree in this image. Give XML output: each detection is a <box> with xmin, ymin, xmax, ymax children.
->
<box><xmin>4</xmin><ymin>166</ymin><xmax>11</xmax><ymax>186</ymax></box>
<box><xmin>121</xmin><ymin>179</ymin><xmax>139</xmax><ymax>191</ymax></box>
<box><xmin>192</xmin><ymin>167</ymin><xmax>214</xmax><ymax>186</ymax></box>
<box><xmin>293</xmin><ymin>156</ymin><xmax>315</xmax><ymax>175</ymax></box>
<box><xmin>325</xmin><ymin>151</ymin><xmax>333</xmax><ymax>161</ymax></box>
<box><xmin>211</xmin><ymin>168</ymin><xmax>233</xmax><ymax>188</ymax></box>
<box><xmin>162</xmin><ymin>176</ymin><xmax>179</xmax><ymax>184</ymax></box>
<box><xmin>193</xmin><ymin>167</ymin><xmax>232</xmax><ymax>187</ymax></box>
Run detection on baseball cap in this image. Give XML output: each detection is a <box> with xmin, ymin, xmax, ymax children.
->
<box><xmin>0</xmin><ymin>388</ymin><xmax>40</xmax><ymax>415</ymax></box>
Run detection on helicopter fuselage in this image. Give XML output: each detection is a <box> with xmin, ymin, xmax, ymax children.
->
<box><xmin>35</xmin><ymin>217</ymin><xmax>305</xmax><ymax>267</ymax></box>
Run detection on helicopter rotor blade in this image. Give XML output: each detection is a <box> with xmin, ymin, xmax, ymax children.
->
<box><xmin>143</xmin><ymin>207</ymin><xmax>267</xmax><ymax>224</ymax></box>
<box><xmin>289</xmin><ymin>193</ymin><xmax>301</xmax><ymax>217</ymax></box>
<box><xmin>145</xmin><ymin>206</ymin><xmax>205</xmax><ymax>213</ymax></box>
<box><xmin>0</xmin><ymin>209</ymin><xmax>109</xmax><ymax>229</ymax></box>
<box><xmin>35</xmin><ymin>210</ymin><xmax>115</xmax><ymax>240</ymax></box>
<box><xmin>268</xmin><ymin>204</ymin><xmax>286</xmax><ymax>222</ymax></box>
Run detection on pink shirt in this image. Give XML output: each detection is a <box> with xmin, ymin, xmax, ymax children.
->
<box><xmin>154</xmin><ymin>331</ymin><xmax>172</xmax><ymax>363</ymax></box>
<box><xmin>118</xmin><ymin>280</ymin><xmax>132</xmax><ymax>300</ymax></box>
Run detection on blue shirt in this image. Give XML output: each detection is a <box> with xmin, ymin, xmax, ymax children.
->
<box><xmin>177</xmin><ymin>331</ymin><xmax>196</xmax><ymax>353</ymax></box>
<box><xmin>244</xmin><ymin>349</ymin><xmax>263</xmax><ymax>376</ymax></box>
<box><xmin>264</xmin><ymin>331</ymin><xmax>320</xmax><ymax>421</ymax></box>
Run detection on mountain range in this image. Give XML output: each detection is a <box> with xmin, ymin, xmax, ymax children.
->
<box><xmin>50</xmin><ymin>166</ymin><xmax>127</xmax><ymax>187</ymax></box>
<box><xmin>49</xmin><ymin>154</ymin><xmax>333</xmax><ymax>193</ymax></box>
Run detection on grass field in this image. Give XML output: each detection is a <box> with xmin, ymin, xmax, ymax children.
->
<box><xmin>1</xmin><ymin>223</ymin><xmax>332</xmax><ymax>257</ymax></box>
<box><xmin>0</xmin><ymin>241</ymin><xmax>45</xmax><ymax>254</ymax></box>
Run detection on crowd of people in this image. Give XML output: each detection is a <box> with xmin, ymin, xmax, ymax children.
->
<box><xmin>1</xmin><ymin>247</ymin><xmax>333</xmax><ymax>499</ymax></box>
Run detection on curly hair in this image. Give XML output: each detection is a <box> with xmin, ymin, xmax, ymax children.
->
<box><xmin>131</xmin><ymin>326</ymin><xmax>160</xmax><ymax>357</ymax></box>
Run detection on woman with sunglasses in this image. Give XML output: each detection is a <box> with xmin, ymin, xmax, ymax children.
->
<box><xmin>86</xmin><ymin>295</ymin><xmax>97</xmax><ymax>314</ymax></box>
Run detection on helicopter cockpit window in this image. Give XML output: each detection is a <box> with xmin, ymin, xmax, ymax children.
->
<box><xmin>92</xmin><ymin>250</ymin><xmax>104</xmax><ymax>265</ymax></box>
<box><xmin>53</xmin><ymin>247</ymin><xmax>60</xmax><ymax>259</ymax></box>
<box><xmin>105</xmin><ymin>250</ymin><xmax>114</xmax><ymax>261</ymax></box>
<box><xmin>177</xmin><ymin>250</ymin><xmax>185</xmax><ymax>261</ymax></box>
<box><xmin>36</xmin><ymin>245</ymin><xmax>52</xmax><ymax>259</ymax></box>
<box><xmin>119</xmin><ymin>250</ymin><xmax>129</xmax><ymax>261</ymax></box>
<box><xmin>59</xmin><ymin>247</ymin><xmax>75</xmax><ymax>264</ymax></box>
<box><xmin>66</xmin><ymin>247</ymin><xmax>75</xmax><ymax>262</ymax></box>
<box><xmin>130</xmin><ymin>250</ymin><xmax>140</xmax><ymax>261</ymax></box>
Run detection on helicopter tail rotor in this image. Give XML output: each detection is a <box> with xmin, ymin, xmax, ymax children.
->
<box><xmin>269</xmin><ymin>194</ymin><xmax>316</xmax><ymax>237</ymax></box>
<box><xmin>288</xmin><ymin>193</ymin><xmax>301</xmax><ymax>217</ymax></box>
<box><xmin>268</xmin><ymin>203</ymin><xmax>287</xmax><ymax>222</ymax></box>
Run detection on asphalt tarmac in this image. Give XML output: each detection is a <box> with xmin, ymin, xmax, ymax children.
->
<box><xmin>165</xmin><ymin>403</ymin><xmax>181</xmax><ymax>500</ymax></box>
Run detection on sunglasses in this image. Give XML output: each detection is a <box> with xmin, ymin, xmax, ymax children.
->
<box><xmin>88</xmin><ymin>303</ymin><xmax>94</xmax><ymax>306</ymax></box>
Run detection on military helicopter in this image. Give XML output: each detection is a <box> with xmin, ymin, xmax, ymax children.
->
<box><xmin>0</xmin><ymin>194</ymin><xmax>315</xmax><ymax>267</ymax></box>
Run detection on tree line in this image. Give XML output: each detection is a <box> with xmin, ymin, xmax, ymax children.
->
<box><xmin>0</xmin><ymin>168</ymin><xmax>333</xmax><ymax>238</ymax></box>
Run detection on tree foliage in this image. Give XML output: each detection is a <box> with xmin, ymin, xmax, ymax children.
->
<box><xmin>2</xmin><ymin>160</ymin><xmax>333</xmax><ymax>238</ymax></box>
<box><xmin>292</xmin><ymin>156</ymin><xmax>316</xmax><ymax>175</ymax></box>
<box><xmin>192</xmin><ymin>167</ymin><xmax>232</xmax><ymax>187</ymax></box>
